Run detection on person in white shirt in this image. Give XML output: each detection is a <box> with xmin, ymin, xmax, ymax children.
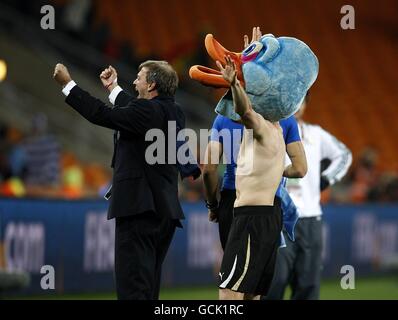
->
<box><xmin>264</xmin><ymin>93</ymin><xmax>352</xmax><ymax>300</ymax></box>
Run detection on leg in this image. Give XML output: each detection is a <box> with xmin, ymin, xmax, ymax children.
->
<box><xmin>262</xmin><ymin>237</ymin><xmax>297</xmax><ymax>300</ymax></box>
<box><xmin>291</xmin><ymin>218</ymin><xmax>323</xmax><ymax>300</ymax></box>
<box><xmin>244</xmin><ymin>293</ymin><xmax>261</xmax><ymax>300</ymax></box>
<box><xmin>114</xmin><ymin>213</ymin><xmax>158</xmax><ymax>300</ymax></box>
<box><xmin>263</xmin><ymin>203</ymin><xmax>297</xmax><ymax>300</ymax></box>
<box><xmin>220</xmin><ymin>206</ymin><xmax>282</xmax><ymax>299</ymax></box>
<box><xmin>219</xmin><ymin>288</ymin><xmax>244</xmax><ymax>300</ymax></box>
<box><xmin>152</xmin><ymin>218</ymin><xmax>176</xmax><ymax>300</ymax></box>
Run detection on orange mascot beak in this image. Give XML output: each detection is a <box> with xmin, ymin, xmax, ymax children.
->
<box><xmin>189</xmin><ymin>34</ymin><xmax>244</xmax><ymax>88</ymax></box>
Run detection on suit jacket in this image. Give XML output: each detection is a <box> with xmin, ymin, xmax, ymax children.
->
<box><xmin>66</xmin><ymin>86</ymin><xmax>185</xmax><ymax>221</ymax></box>
<box><xmin>114</xmin><ymin>91</ymin><xmax>201</xmax><ymax>180</ymax></box>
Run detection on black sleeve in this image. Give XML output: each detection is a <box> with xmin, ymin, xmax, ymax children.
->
<box><xmin>320</xmin><ymin>176</ymin><xmax>330</xmax><ymax>191</ymax></box>
<box><xmin>320</xmin><ymin>158</ymin><xmax>331</xmax><ymax>191</ymax></box>
<box><xmin>115</xmin><ymin>90</ymin><xmax>134</xmax><ymax>107</ymax></box>
<box><xmin>65</xmin><ymin>86</ymin><xmax>163</xmax><ymax>135</ymax></box>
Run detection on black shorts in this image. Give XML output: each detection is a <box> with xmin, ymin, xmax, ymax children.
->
<box><xmin>218</xmin><ymin>202</ymin><xmax>282</xmax><ymax>296</ymax></box>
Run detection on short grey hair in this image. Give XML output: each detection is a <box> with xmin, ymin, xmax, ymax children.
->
<box><xmin>139</xmin><ymin>60</ymin><xmax>178</xmax><ymax>96</ymax></box>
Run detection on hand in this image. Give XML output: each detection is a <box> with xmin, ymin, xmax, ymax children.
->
<box><xmin>243</xmin><ymin>26</ymin><xmax>262</xmax><ymax>49</ymax></box>
<box><xmin>100</xmin><ymin>65</ymin><xmax>118</xmax><ymax>91</ymax></box>
<box><xmin>53</xmin><ymin>63</ymin><xmax>72</xmax><ymax>87</ymax></box>
<box><xmin>216</xmin><ymin>55</ymin><xmax>237</xmax><ymax>85</ymax></box>
<box><xmin>320</xmin><ymin>176</ymin><xmax>330</xmax><ymax>192</ymax></box>
<box><xmin>208</xmin><ymin>209</ymin><xmax>219</xmax><ymax>223</ymax></box>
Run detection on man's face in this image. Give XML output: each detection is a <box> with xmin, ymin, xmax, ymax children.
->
<box><xmin>133</xmin><ymin>67</ymin><xmax>152</xmax><ymax>99</ymax></box>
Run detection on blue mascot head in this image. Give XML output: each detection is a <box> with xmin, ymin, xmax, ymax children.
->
<box><xmin>189</xmin><ymin>33</ymin><xmax>319</xmax><ymax>122</ymax></box>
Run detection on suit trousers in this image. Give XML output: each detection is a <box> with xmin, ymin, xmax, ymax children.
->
<box><xmin>114</xmin><ymin>211</ymin><xmax>177</xmax><ymax>300</ymax></box>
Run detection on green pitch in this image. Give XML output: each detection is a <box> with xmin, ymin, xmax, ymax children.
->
<box><xmin>10</xmin><ymin>276</ymin><xmax>398</xmax><ymax>300</ymax></box>
<box><xmin>159</xmin><ymin>276</ymin><xmax>398</xmax><ymax>300</ymax></box>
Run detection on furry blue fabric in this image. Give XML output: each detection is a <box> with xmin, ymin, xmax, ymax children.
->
<box><xmin>216</xmin><ymin>34</ymin><xmax>319</xmax><ymax>121</ymax></box>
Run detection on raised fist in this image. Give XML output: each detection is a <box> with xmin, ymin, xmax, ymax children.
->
<box><xmin>100</xmin><ymin>65</ymin><xmax>118</xmax><ymax>90</ymax></box>
<box><xmin>53</xmin><ymin>63</ymin><xmax>72</xmax><ymax>87</ymax></box>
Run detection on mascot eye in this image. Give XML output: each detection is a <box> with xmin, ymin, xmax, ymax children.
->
<box><xmin>242</xmin><ymin>41</ymin><xmax>264</xmax><ymax>63</ymax></box>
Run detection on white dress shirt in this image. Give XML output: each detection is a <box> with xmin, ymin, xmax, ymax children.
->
<box><xmin>285</xmin><ymin>122</ymin><xmax>352</xmax><ymax>218</ymax></box>
<box><xmin>62</xmin><ymin>80</ymin><xmax>122</xmax><ymax>105</ymax></box>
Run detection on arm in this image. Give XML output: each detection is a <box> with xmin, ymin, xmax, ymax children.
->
<box><xmin>114</xmin><ymin>90</ymin><xmax>134</xmax><ymax>107</ymax></box>
<box><xmin>54</xmin><ymin>63</ymin><xmax>161</xmax><ymax>135</ymax></box>
<box><xmin>284</xmin><ymin>141</ymin><xmax>307</xmax><ymax>178</ymax></box>
<box><xmin>65</xmin><ymin>86</ymin><xmax>160</xmax><ymax>135</ymax></box>
<box><xmin>319</xmin><ymin>128</ymin><xmax>353</xmax><ymax>186</ymax></box>
<box><xmin>236</xmin><ymin>26</ymin><xmax>262</xmax><ymax>130</ymax></box>
<box><xmin>100</xmin><ymin>65</ymin><xmax>133</xmax><ymax>107</ymax></box>
<box><xmin>216</xmin><ymin>56</ymin><xmax>262</xmax><ymax>137</ymax></box>
<box><xmin>203</xmin><ymin>116</ymin><xmax>224</xmax><ymax>222</ymax></box>
<box><xmin>202</xmin><ymin>141</ymin><xmax>223</xmax><ymax>222</ymax></box>
<box><xmin>203</xmin><ymin>141</ymin><xmax>222</xmax><ymax>204</ymax></box>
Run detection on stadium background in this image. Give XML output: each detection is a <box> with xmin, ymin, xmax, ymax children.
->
<box><xmin>0</xmin><ymin>0</ymin><xmax>397</xmax><ymax>299</ymax></box>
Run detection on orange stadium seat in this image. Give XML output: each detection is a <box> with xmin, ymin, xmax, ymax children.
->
<box><xmin>91</xmin><ymin>0</ymin><xmax>398</xmax><ymax>171</ymax></box>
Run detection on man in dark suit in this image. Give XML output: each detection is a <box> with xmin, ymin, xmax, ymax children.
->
<box><xmin>53</xmin><ymin>61</ymin><xmax>189</xmax><ymax>300</ymax></box>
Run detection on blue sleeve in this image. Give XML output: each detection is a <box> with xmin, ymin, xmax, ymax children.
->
<box><xmin>280</xmin><ymin>116</ymin><xmax>301</xmax><ymax>144</ymax></box>
<box><xmin>209</xmin><ymin>115</ymin><xmax>224</xmax><ymax>143</ymax></box>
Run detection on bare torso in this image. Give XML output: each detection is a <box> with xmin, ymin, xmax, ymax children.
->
<box><xmin>235</xmin><ymin>114</ymin><xmax>285</xmax><ymax>207</ymax></box>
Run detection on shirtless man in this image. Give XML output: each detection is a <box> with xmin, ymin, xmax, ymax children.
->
<box><xmin>216</xmin><ymin>56</ymin><xmax>285</xmax><ymax>300</ymax></box>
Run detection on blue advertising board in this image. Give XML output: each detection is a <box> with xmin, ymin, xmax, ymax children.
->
<box><xmin>0</xmin><ymin>198</ymin><xmax>397</xmax><ymax>294</ymax></box>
